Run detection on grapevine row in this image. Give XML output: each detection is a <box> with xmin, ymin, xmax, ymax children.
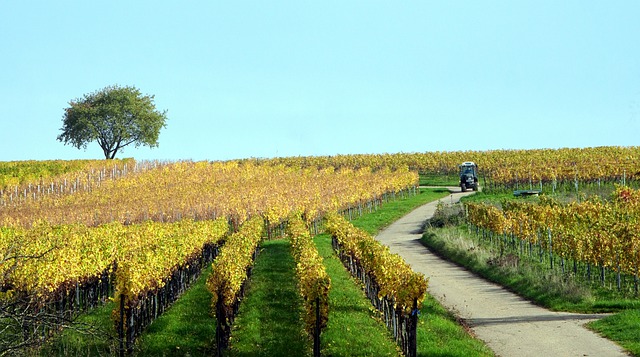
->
<box><xmin>0</xmin><ymin>158</ymin><xmax>141</xmax><ymax>207</ymax></box>
<box><xmin>465</xmin><ymin>186</ymin><xmax>640</xmax><ymax>292</ymax></box>
<box><xmin>113</xmin><ymin>217</ymin><xmax>228</xmax><ymax>351</ymax></box>
<box><xmin>286</xmin><ymin>214</ymin><xmax>330</xmax><ymax>356</ymax></box>
<box><xmin>1</xmin><ymin>218</ymin><xmax>229</xmax><ymax>351</ymax></box>
<box><xmin>206</xmin><ymin>215</ymin><xmax>264</xmax><ymax>353</ymax></box>
<box><xmin>324</xmin><ymin>212</ymin><xmax>426</xmax><ymax>356</ymax></box>
<box><xmin>0</xmin><ymin>159</ymin><xmax>130</xmax><ymax>189</ymax></box>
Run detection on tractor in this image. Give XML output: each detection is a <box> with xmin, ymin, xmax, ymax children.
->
<box><xmin>459</xmin><ymin>162</ymin><xmax>479</xmax><ymax>192</ymax></box>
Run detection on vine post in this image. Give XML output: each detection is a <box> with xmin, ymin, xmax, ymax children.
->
<box><xmin>215</xmin><ymin>288</ymin><xmax>228</xmax><ymax>357</ymax></box>
<box><xmin>408</xmin><ymin>298</ymin><xmax>418</xmax><ymax>357</ymax></box>
<box><xmin>314</xmin><ymin>297</ymin><xmax>321</xmax><ymax>357</ymax></box>
<box><xmin>118</xmin><ymin>294</ymin><xmax>125</xmax><ymax>357</ymax></box>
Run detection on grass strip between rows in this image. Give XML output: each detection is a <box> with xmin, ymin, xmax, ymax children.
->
<box><xmin>226</xmin><ymin>239</ymin><xmax>310</xmax><ymax>356</ymax></box>
<box><xmin>587</xmin><ymin>310</ymin><xmax>640</xmax><ymax>356</ymax></box>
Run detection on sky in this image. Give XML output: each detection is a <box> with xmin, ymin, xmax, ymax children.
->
<box><xmin>1</xmin><ymin>1</ymin><xmax>639</xmax><ymax>162</ymax></box>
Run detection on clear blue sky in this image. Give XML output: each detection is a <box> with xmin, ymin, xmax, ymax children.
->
<box><xmin>1</xmin><ymin>1</ymin><xmax>639</xmax><ymax>161</ymax></box>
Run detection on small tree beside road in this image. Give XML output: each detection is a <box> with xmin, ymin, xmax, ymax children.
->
<box><xmin>58</xmin><ymin>85</ymin><xmax>168</xmax><ymax>159</ymax></box>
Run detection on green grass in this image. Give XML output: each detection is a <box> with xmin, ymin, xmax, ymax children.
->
<box><xmin>588</xmin><ymin>309</ymin><xmax>640</xmax><ymax>356</ymax></box>
<box><xmin>41</xmin><ymin>266</ymin><xmax>218</xmax><ymax>356</ymax></box>
<box><xmin>314</xmin><ymin>233</ymin><xmax>401</xmax><ymax>356</ymax></box>
<box><xmin>226</xmin><ymin>239</ymin><xmax>310</xmax><ymax>357</ymax></box>
<box><xmin>418</xmin><ymin>294</ymin><xmax>493</xmax><ymax>357</ymax></box>
<box><xmin>459</xmin><ymin>190</ymin><xmax>540</xmax><ymax>205</ymax></box>
<box><xmin>350</xmin><ymin>187</ymin><xmax>450</xmax><ymax>235</ymax></box>
<box><xmin>134</xmin><ymin>266</ymin><xmax>217</xmax><ymax>356</ymax></box>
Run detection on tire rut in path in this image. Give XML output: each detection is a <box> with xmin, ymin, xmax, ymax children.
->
<box><xmin>374</xmin><ymin>188</ymin><xmax>629</xmax><ymax>357</ymax></box>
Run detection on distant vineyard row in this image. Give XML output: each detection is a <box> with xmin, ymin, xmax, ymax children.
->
<box><xmin>0</xmin><ymin>158</ymin><xmax>142</xmax><ymax>205</ymax></box>
<box><xmin>2</xmin><ymin>146</ymin><xmax>638</xmax><ymax>202</ymax></box>
<box><xmin>257</xmin><ymin>146</ymin><xmax>640</xmax><ymax>186</ymax></box>
<box><xmin>1</xmin><ymin>161</ymin><xmax>417</xmax><ymax>228</ymax></box>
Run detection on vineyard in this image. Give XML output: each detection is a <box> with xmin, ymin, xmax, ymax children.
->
<box><xmin>0</xmin><ymin>159</ymin><xmax>137</xmax><ymax>204</ymax></box>
<box><xmin>0</xmin><ymin>158</ymin><xmax>421</xmax><ymax>356</ymax></box>
<box><xmin>1</xmin><ymin>146</ymin><xmax>640</xmax><ymax>356</ymax></box>
<box><xmin>465</xmin><ymin>186</ymin><xmax>640</xmax><ymax>294</ymax></box>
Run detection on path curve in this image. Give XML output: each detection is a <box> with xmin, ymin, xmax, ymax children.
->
<box><xmin>375</xmin><ymin>188</ymin><xmax>629</xmax><ymax>357</ymax></box>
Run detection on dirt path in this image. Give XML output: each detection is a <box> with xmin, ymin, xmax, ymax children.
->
<box><xmin>374</xmin><ymin>188</ymin><xmax>629</xmax><ymax>357</ymax></box>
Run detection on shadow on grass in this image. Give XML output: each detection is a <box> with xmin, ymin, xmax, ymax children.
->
<box><xmin>40</xmin><ymin>301</ymin><xmax>120</xmax><ymax>356</ymax></box>
<box><xmin>134</xmin><ymin>266</ymin><xmax>217</xmax><ymax>357</ymax></box>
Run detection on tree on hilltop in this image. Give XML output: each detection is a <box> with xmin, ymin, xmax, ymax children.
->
<box><xmin>57</xmin><ymin>85</ymin><xmax>168</xmax><ymax>159</ymax></box>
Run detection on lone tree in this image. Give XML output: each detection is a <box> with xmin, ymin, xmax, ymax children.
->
<box><xmin>58</xmin><ymin>85</ymin><xmax>168</xmax><ymax>159</ymax></box>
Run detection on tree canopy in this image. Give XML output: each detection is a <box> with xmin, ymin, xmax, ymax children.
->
<box><xmin>58</xmin><ymin>85</ymin><xmax>168</xmax><ymax>159</ymax></box>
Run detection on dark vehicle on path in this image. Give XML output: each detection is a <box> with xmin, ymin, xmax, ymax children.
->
<box><xmin>459</xmin><ymin>162</ymin><xmax>479</xmax><ymax>192</ymax></box>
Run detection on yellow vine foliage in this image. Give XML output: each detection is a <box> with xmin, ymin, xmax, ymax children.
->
<box><xmin>0</xmin><ymin>218</ymin><xmax>228</xmax><ymax>308</ymax></box>
<box><xmin>287</xmin><ymin>214</ymin><xmax>330</xmax><ymax>333</ymax></box>
<box><xmin>1</xmin><ymin>221</ymin><xmax>121</xmax><ymax>301</ymax></box>
<box><xmin>324</xmin><ymin>212</ymin><xmax>427</xmax><ymax>312</ymax></box>
<box><xmin>113</xmin><ymin>218</ymin><xmax>228</xmax><ymax>303</ymax></box>
<box><xmin>261</xmin><ymin>146</ymin><xmax>640</xmax><ymax>186</ymax></box>
<box><xmin>0</xmin><ymin>159</ymin><xmax>137</xmax><ymax>205</ymax></box>
<box><xmin>1</xmin><ymin>162</ymin><xmax>417</xmax><ymax>228</ymax></box>
<box><xmin>207</xmin><ymin>216</ymin><xmax>264</xmax><ymax>320</ymax></box>
<box><xmin>465</xmin><ymin>186</ymin><xmax>640</xmax><ymax>276</ymax></box>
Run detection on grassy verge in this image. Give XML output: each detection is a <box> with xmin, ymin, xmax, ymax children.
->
<box><xmin>421</xmin><ymin>226</ymin><xmax>640</xmax><ymax>356</ymax></box>
<box><xmin>134</xmin><ymin>265</ymin><xmax>217</xmax><ymax>356</ymax></box>
<box><xmin>418</xmin><ymin>294</ymin><xmax>493</xmax><ymax>357</ymax></box>
<box><xmin>350</xmin><ymin>187</ymin><xmax>451</xmax><ymax>236</ymax></box>
<box><xmin>588</xmin><ymin>309</ymin><xmax>640</xmax><ymax>356</ymax></box>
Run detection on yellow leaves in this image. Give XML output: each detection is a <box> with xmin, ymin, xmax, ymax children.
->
<box><xmin>287</xmin><ymin>214</ymin><xmax>331</xmax><ymax>333</ymax></box>
<box><xmin>1</xmin><ymin>217</ymin><xmax>229</xmax><ymax>305</ymax></box>
<box><xmin>1</xmin><ymin>161</ymin><xmax>418</xmax><ymax>231</ymax></box>
<box><xmin>466</xmin><ymin>188</ymin><xmax>640</xmax><ymax>275</ymax></box>
<box><xmin>207</xmin><ymin>216</ymin><xmax>264</xmax><ymax>316</ymax></box>
<box><xmin>325</xmin><ymin>213</ymin><xmax>428</xmax><ymax>313</ymax></box>
<box><xmin>119</xmin><ymin>218</ymin><xmax>229</xmax><ymax>297</ymax></box>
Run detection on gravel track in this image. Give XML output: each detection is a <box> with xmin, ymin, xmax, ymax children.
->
<box><xmin>374</xmin><ymin>188</ymin><xmax>629</xmax><ymax>357</ymax></box>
